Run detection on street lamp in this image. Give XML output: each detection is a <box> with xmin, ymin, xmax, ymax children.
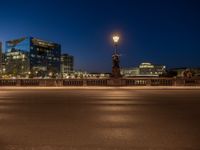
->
<box><xmin>113</xmin><ymin>35</ymin><xmax>120</xmax><ymax>54</ymax></box>
<box><xmin>111</xmin><ymin>34</ymin><xmax>121</xmax><ymax>78</ymax></box>
<box><xmin>113</xmin><ymin>35</ymin><xmax>119</xmax><ymax>43</ymax></box>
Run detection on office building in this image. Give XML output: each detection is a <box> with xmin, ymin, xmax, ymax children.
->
<box><xmin>1</xmin><ymin>53</ymin><xmax>6</xmax><ymax>75</ymax></box>
<box><xmin>5</xmin><ymin>37</ymin><xmax>61</xmax><ymax>77</ymax></box>
<box><xmin>61</xmin><ymin>54</ymin><xmax>74</xmax><ymax>76</ymax></box>
<box><xmin>0</xmin><ymin>42</ymin><xmax>2</xmax><ymax>74</ymax></box>
<box><xmin>5</xmin><ymin>49</ymin><xmax>29</xmax><ymax>76</ymax></box>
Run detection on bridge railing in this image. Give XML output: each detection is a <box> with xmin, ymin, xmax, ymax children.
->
<box><xmin>0</xmin><ymin>77</ymin><xmax>200</xmax><ymax>86</ymax></box>
<box><xmin>63</xmin><ymin>80</ymin><xmax>84</xmax><ymax>86</ymax></box>
<box><xmin>86</xmin><ymin>79</ymin><xmax>108</xmax><ymax>86</ymax></box>
<box><xmin>0</xmin><ymin>79</ymin><xmax>17</xmax><ymax>86</ymax></box>
<box><xmin>124</xmin><ymin>78</ymin><xmax>175</xmax><ymax>86</ymax></box>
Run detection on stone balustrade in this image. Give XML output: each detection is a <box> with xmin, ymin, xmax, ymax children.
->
<box><xmin>0</xmin><ymin>77</ymin><xmax>200</xmax><ymax>86</ymax></box>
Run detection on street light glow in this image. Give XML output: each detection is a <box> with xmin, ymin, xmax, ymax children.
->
<box><xmin>113</xmin><ymin>35</ymin><xmax>120</xmax><ymax>43</ymax></box>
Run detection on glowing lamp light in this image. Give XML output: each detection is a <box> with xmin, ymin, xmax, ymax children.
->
<box><xmin>113</xmin><ymin>35</ymin><xmax>120</xmax><ymax>43</ymax></box>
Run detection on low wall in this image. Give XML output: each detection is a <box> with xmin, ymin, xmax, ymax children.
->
<box><xmin>0</xmin><ymin>77</ymin><xmax>200</xmax><ymax>87</ymax></box>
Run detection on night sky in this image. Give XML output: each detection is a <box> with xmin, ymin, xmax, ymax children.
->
<box><xmin>0</xmin><ymin>0</ymin><xmax>200</xmax><ymax>72</ymax></box>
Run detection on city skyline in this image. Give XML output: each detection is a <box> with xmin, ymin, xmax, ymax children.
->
<box><xmin>0</xmin><ymin>0</ymin><xmax>200</xmax><ymax>72</ymax></box>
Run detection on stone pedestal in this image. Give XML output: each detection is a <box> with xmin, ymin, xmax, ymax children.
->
<box><xmin>107</xmin><ymin>78</ymin><xmax>125</xmax><ymax>86</ymax></box>
<box><xmin>112</xmin><ymin>67</ymin><xmax>121</xmax><ymax>78</ymax></box>
<box><xmin>111</xmin><ymin>53</ymin><xmax>121</xmax><ymax>78</ymax></box>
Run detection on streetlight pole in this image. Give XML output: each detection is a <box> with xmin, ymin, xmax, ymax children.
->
<box><xmin>112</xmin><ymin>35</ymin><xmax>121</xmax><ymax>78</ymax></box>
<box><xmin>113</xmin><ymin>35</ymin><xmax>119</xmax><ymax>54</ymax></box>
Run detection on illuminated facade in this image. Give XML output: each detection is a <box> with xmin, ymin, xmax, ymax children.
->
<box><xmin>139</xmin><ymin>62</ymin><xmax>166</xmax><ymax>76</ymax></box>
<box><xmin>0</xmin><ymin>42</ymin><xmax>2</xmax><ymax>74</ymax></box>
<box><xmin>121</xmin><ymin>62</ymin><xmax>166</xmax><ymax>77</ymax></box>
<box><xmin>120</xmin><ymin>67</ymin><xmax>140</xmax><ymax>77</ymax></box>
<box><xmin>61</xmin><ymin>54</ymin><xmax>74</xmax><ymax>76</ymax></box>
<box><xmin>5</xmin><ymin>50</ymin><xmax>29</xmax><ymax>76</ymax></box>
<box><xmin>5</xmin><ymin>37</ymin><xmax>61</xmax><ymax>77</ymax></box>
<box><xmin>1</xmin><ymin>53</ymin><xmax>6</xmax><ymax>75</ymax></box>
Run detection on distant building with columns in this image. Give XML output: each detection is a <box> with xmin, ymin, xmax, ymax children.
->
<box><xmin>121</xmin><ymin>62</ymin><xmax>166</xmax><ymax>77</ymax></box>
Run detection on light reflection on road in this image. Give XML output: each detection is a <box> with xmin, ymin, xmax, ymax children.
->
<box><xmin>0</xmin><ymin>88</ymin><xmax>200</xmax><ymax>149</ymax></box>
<box><xmin>94</xmin><ymin>105</ymin><xmax>133</xmax><ymax>112</ymax></box>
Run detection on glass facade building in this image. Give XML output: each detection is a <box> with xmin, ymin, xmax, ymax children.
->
<box><xmin>5</xmin><ymin>37</ymin><xmax>61</xmax><ymax>77</ymax></box>
<box><xmin>0</xmin><ymin>42</ymin><xmax>2</xmax><ymax>74</ymax></box>
<box><xmin>61</xmin><ymin>54</ymin><xmax>74</xmax><ymax>76</ymax></box>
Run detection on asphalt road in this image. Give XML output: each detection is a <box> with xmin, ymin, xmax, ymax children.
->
<box><xmin>0</xmin><ymin>88</ymin><xmax>200</xmax><ymax>150</ymax></box>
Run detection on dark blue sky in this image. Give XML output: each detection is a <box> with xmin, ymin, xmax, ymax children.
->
<box><xmin>0</xmin><ymin>0</ymin><xmax>200</xmax><ymax>72</ymax></box>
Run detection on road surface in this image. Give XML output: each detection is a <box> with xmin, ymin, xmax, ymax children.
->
<box><xmin>0</xmin><ymin>87</ymin><xmax>200</xmax><ymax>150</ymax></box>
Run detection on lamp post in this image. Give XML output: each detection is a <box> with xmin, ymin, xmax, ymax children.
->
<box><xmin>113</xmin><ymin>35</ymin><xmax>120</xmax><ymax>54</ymax></box>
<box><xmin>112</xmin><ymin>35</ymin><xmax>121</xmax><ymax>78</ymax></box>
